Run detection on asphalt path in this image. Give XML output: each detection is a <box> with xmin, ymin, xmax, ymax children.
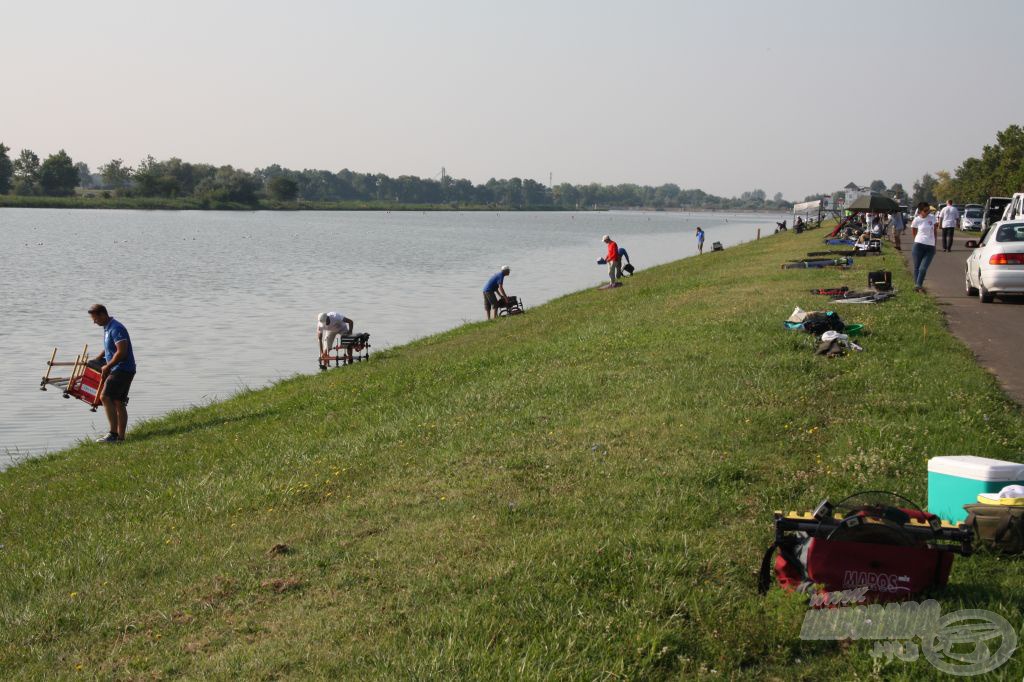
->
<box><xmin>901</xmin><ymin>231</ymin><xmax>1024</xmax><ymax>405</ymax></box>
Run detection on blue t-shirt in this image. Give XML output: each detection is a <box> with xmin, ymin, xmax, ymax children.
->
<box><xmin>483</xmin><ymin>271</ymin><xmax>505</xmax><ymax>293</ymax></box>
<box><xmin>104</xmin><ymin>318</ymin><xmax>136</xmax><ymax>373</ymax></box>
<box><xmin>617</xmin><ymin>247</ymin><xmax>629</xmax><ymax>259</ymax></box>
<box><xmin>697</xmin><ymin>230</ymin><xmax>705</xmax><ymax>243</ymax></box>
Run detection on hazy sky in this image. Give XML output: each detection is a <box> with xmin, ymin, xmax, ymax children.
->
<box><xmin>4</xmin><ymin>0</ymin><xmax>1022</xmax><ymax>199</ymax></box>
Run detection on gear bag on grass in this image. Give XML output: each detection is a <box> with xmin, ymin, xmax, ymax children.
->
<box><xmin>802</xmin><ymin>311</ymin><xmax>845</xmax><ymax>335</ymax></box>
<box><xmin>759</xmin><ymin>492</ymin><xmax>971</xmax><ymax>603</ymax></box>
<box><xmin>964</xmin><ymin>504</ymin><xmax>1024</xmax><ymax>554</ymax></box>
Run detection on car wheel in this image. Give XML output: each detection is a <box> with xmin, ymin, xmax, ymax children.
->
<box><xmin>965</xmin><ymin>272</ymin><xmax>979</xmax><ymax>296</ymax></box>
<box><xmin>979</xmin><ymin>276</ymin><xmax>994</xmax><ymax>303</ymax></box>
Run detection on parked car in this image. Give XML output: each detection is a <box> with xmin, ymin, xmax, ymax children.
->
<box><xmin>964</xmin><ymin>221</ymin><xmax>1024</xmax><ymax>302</ymax></box>
<box><xmin>983</xmin><ymin>196</ymin><xmax>1011</xmax><ymax>231</ymax></box>
<box><xmin>960</xmin><ymin>205</ymin><xmax>983</xmax><ymax>231</ymax></box>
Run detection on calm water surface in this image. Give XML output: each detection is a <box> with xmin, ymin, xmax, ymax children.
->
<box><xmin>0</xmin><ymin>208</ymin><xmax>786</xmax><ymax>463</ymax></box>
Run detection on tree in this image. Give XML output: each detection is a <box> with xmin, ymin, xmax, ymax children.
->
<box><xmin>773</xmin><ymin>192</ymin><xmax>784</xmax><ymax>203</ymax></box>
<box><xmin>132</xmin><ymin>155</ymin><xmax>187</xmax><ymax>197</ymax></box>
<box><xmin>12</xmin><ymin>149</ymin><xmax>41</xmax><ymax>195</ymax></box>
<box><xmin>911</xmin><ymin>173</ymin><xmax>937</xmax><ymax>206</ymax></box>
<box><xmin>75</xmin><ymin>161</ymin><xmax>93</xmax><ymax>189</ymax></box>
<box><xmin>932</xmin><ymin>170</ymin><xmax>954</xmax><ymax>203</ymax></box>
<box><xmin>888</xmin><ymin>183</ymin><xmax>906</xmax><ymax>203</ymax></box>
<box><xmin>0</xmin><ymin>143</ymin><xmax>13</xmax><ymax>194</ymax></box>
<box><xmin>869</xmin><ymin>179</ymin><xmax>887</xmax><ymax>193</ymax></box>
<box><xmin>39</xmin><ymin>149</ymin><xmax>79</xmax><ymax>196</ymax></box>
<box><xmin>100</xmin><ymin>159</ymin><xmax>133</xmax><ymax>190</ymax></box>
<box><xmin>194</xmin><ymin>166</ymin><xmax>260</xmax><ymax>205</ymax></box>
<box><xmin>267</xmin><ymin>176</ymin><xmax>298</xmax><ymax>201</ymax></box>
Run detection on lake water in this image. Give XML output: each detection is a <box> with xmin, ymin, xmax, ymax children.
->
<box><xmin>0</xmin><ymin>208</ymin><xmax>787</xmax><ymax>464</ymax></box>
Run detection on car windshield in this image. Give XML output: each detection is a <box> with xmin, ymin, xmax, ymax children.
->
<box><xmin>965</xmin><ymin>208</ymin><xmax>982</xmax><ymax>218</ymax></box>
<box><xmin>995</xmin><ymin>224</ymin><xmax>1024</xmax><ymax>242</ymax></box>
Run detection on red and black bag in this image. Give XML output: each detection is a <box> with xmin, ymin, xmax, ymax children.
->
<box><xmin>758</xmin><ymin>492</ymin><xmax>971</xmax><ymax>603</ymax></box>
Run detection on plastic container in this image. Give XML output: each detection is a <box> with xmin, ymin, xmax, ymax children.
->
<box><xmin>928</xmin><ymin>456</ymin><xmax>1024</xmax><ymax>523</ymax></box>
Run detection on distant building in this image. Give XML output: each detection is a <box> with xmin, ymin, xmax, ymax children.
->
<box><xmin>842</xmin><ymin>182</ymin><xmax>870</xmax><ymax>208</ymax></box>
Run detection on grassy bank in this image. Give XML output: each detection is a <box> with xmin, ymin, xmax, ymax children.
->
<box><xmin>2</xmin><ymin>229</ymin><xmax>1023</xmax><ymax>679</ymax></box>
<box><xmin>0</xmin><ymin>194</ymin><xmax>559</xmax><ymax>211</ymax></box>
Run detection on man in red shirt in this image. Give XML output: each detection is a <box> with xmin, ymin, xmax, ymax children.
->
<box><xmin>601</xmin><ymin>234</ymin><xmax>620</xmax><ymax>285</ymax></box>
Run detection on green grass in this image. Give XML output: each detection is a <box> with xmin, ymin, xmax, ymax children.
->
<box><xmin>2</xmin><ymin>228</ymin><xmax>1022</xmax><ymax>679</ymax></box>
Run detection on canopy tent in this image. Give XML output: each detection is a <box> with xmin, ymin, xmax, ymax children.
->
<box><xmin>845</xmin><ymin>194</ymin><xmax>899</xmax><ymax>213</ymax></box>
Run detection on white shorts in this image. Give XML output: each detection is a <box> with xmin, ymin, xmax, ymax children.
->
<box><xmin>322</xmin><ymin>325</ymin><xmax>352</xmax><ymax>353</ymax></box>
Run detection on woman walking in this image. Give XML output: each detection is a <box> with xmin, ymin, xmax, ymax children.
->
<box><xmin>910</xmin><ymin>202</ymin><xmax>938</xmax><ymax>292</ymax></box>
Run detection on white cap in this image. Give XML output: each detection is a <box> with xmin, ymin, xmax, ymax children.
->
<box><xmin>501</xmin><ymin>265</ymin><xmax>510</xmax><ymax>273</ymax></box>
<box><xmin>317</xmin><ymin>312</ymin><xmax>328</xmax><ymax>325</ymax></box>
<box><xmin>1000</xmin><ymin>485</ymin><xmax>1024</xmax><ymax>498</ymax></box>
<box><xmin>601</xmin><ymin>234</ymin><xmax>610</xmax><ymax>242</ymax></box>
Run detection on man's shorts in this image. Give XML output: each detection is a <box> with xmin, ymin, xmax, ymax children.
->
<box><xmin>103</xmin><ymin>371</ymin><xmax>135</xmax><ymax>403</ymax></box>
<box><xmin>322</xmin><ymin>326</ymin><xmax>352</xmax><ymax>354</ymax></box>
<box><xmin>483</xmin><ymin>290</ymin><xmax>499</xmax><ymax>310</ymax></box>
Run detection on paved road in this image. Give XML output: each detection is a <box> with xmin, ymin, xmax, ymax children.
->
<box><xmin>901</xmin><ymin>231</ymin><xmax>1024</xmax><ymax>405</ymax></box>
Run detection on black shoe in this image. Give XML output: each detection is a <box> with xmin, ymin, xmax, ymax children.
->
<box><xmin>96</xmin><ymin>433</ymin><xmax>118</xmax><ymax>443</ymax></box>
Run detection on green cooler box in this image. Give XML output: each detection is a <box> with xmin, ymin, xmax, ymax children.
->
<box><xmin>928</xmin><ymin>455</ymin><xmax>1024</xmax><ymax>523</ymax></box>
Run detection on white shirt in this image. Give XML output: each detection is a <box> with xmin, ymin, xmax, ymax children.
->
<box><xmin>912</xmin><ymin>214</ymin><xmax>937</xmax><ymax>246</ymax></box>
<box><xmin>938</xmin><ymin>205</ymin><xmax>960</xmax><ymax>228</ymax></box>
<box><xmin>318</xmin><ymin>311</ymin><xmax>349</xmax><ymax>333</ymax></box>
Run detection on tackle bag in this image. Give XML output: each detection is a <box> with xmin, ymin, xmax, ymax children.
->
<box><xmin>868</xmin><ymin>270</ymin><xmax>892</xmax><ymax>291</ymax></box>
<box><xmin>964</xmin><ymin>504</ymin><xmax>1024</xmax><ymax>554</ymax></box>
<box><xmin>802</xmin><ymin>311</ymin><xmax>845</xmax><ymax>335</ymax></box>
<box><xmin>759</xmin><ymin>493</ymin><xmax>971</xmax><ymax>603</ymax></box>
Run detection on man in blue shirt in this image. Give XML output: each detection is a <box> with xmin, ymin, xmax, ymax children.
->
<box><xmin>482</xmin><ymin>266</ymin><xmax>511</xmax><ymax>320</ymax></box>
<box><xmin>88</xmin><ymin>304</ymin><xmax>136</xmax><ymax>443</ymax></box>
<box><xmin>696</xmin><ymin>227</ymin><xmax>706</xmax><ymax>255</ymax></box>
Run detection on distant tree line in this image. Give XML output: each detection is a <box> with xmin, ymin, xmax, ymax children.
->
<box><xmin>0</xmin><ymin>142</ymin><xmax>793</xmax><ymax>210</ymax></box>
<box><xmin>909</xmin><ymin>124</ymin><xmax>1024</xmax><ymax>206</ymax></box>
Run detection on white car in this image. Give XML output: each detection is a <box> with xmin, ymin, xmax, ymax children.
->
<box><xmin>960</xmin><ymin>205</ymin><xmax>983</xmax><ymax>231</ymax></box>
<box><xmin>965</xmin><ymin>221</ymin><xmax>1024</xmax><ymax>302</ymax></box>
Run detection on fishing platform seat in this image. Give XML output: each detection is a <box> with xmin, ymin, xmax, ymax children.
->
<box><xmin>495</xmin><ymin>295</ymin><xmax>524</xmax><ymax>316</ymax></box>
<box><xmin>39</xmin><ymin>345</ymin><xmax>105</xmax><ymax>411</ymax></box>
<box><xmin>320</xmin><ymin>333</ymin><xmax>371</xmax><ymax>370</ymax></box>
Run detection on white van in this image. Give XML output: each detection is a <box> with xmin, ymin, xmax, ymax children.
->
<box><xmin>999</xmin><ymin>193</ymin><xmax>1024</xmax><ymax>223</ymax></box>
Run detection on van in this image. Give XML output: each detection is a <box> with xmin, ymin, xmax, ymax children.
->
<box><xmin>999</xmin><ymin>193</ymin><xmax>1024</xmax><ymax>224</ymax></box>
<box><xmin>984</xmin><ymin>196</ymin><xmax>1012</xmax><ymax>231</ymax></box>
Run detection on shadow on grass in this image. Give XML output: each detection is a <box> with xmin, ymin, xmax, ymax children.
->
<box><xmin>938</xmin><ymin>570</ymin><xmax>1024</xmax><ymax>610</ymax></box>
<box><xmin>127</xmin><ymin>409</ymin><xmax>275</xmax><ymax>444</ymax></box>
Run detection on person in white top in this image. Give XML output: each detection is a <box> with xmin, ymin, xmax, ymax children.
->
<box><xmin>910</xmin><ymin>202</ymin><xmax>938</xmax><ymax>291</ymax></box>
<box><xmin>937</xmin><ymin>199</ymin><xmax>960</xmax><ymax>252</ymax></box>
<box><xmin>317</xmin><ymin>311</ymin><xmax>354</xmax><ymax>364</ymax></box>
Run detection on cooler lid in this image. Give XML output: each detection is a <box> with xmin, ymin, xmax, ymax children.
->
<box><xmin>928</xmin><ymin>455</ymin><xmax>1024</xmax><ymax>481</ymax></box>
